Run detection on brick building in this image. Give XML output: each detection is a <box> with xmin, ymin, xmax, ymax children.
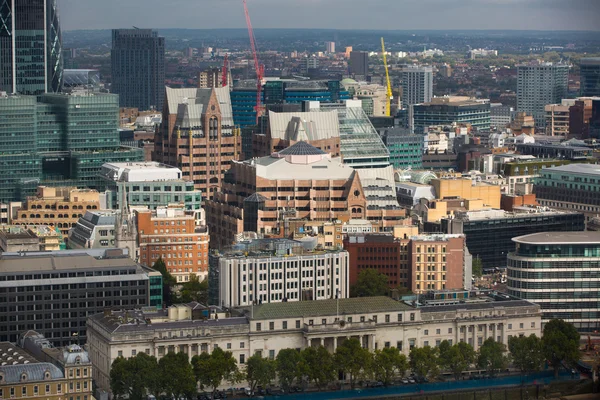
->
<box><xmin>137</xmin><ymin>206</ymin><xmax>209</xmax><ymax>282</ymax></box>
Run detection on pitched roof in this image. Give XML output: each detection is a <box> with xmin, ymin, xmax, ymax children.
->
<box><xmin>268</xmin><ymin>111</ymin><xmax>340</xmax><ymax>141</ymax></box>
<box><xmin>277</xmin><ymin>141</ymin><xmax>326</xmax><ymax>156</ymax></box>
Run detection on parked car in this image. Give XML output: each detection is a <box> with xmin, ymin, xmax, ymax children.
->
<box><xmin>401</xmin><ymin>378</ymin><xmax>409</xmax><ymax>384</ymax></box>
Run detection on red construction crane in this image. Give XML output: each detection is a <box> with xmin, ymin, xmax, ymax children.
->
<box><xmin>222</xmin><ymin>54</ymin><xmax>228</xmax><ymax>87</ymax></box>
<box><xmin>243</xmin><ymin>0</ymin><xmax>264</xmax><ymax>124</ymax></box>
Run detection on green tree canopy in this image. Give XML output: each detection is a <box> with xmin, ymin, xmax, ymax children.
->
<box><xmin>275</xmin><ymin>348</ymin><xmax>301</xmax><ymax>391</ymax></box>
<box><xmin>409</xmin><ymin>346</ymin><xmax>439</xmax><ymax>379</ymax></box>
<box><xmin>158</xmin><ymin>352</ymin><xmax>196</xmax><ymax>400</ymax></box>
<box><xmin>350</xmin><ymin>269</ymin><xmax>390</xmax><ymax>297</ymax></box>
<box><xmin>472</xmin><ymin>257</ymin><xmax>483</xmax><ymax>278</ymax></box>
<box><xmin>246</xmin><ymin>354</ymin><xmax>276</xmax><ymax>393</ymax></box>
<box><xmin>372</xmin><ymin>347</ymin><xmax>408</xmax><ymax>386</ymax></box>
<box><xmin>438</xmin><ymin>341</ymin><xmax>475</xmax><ymax>380</ymax></box>
<box><xmin>509</xmin><ymin>334</ymin><xmax>545</xmax><ymax>378</ymax></box>
<box><xmin>192</xmin><ymin>347</ymin><xmax>240</xmax><ymax>396</ymax></box>
<box><xmin>109</xmin><ymin>353</ymin><xmax>162</xmax><ymax>400</ymax></box>
<box><xmin>152</xmin><ymin>257</ymin><xmax>177</xmax><ymax>305</ymax></box>
<box><xmin>334</xmin><ymin>338</ymin><xmax>372</xmax><ymax>388</ymax></box>
<box><xmin>477</xmin><ymin>338</ymin><xmax>509</xmax><ymax>377</ymax></box>
<box><xmin>298</xmin><ymin>346</ymin><xmax>336</xmax><ymax>390</ymax></box>
<box><xmin>542</xmin><ymin>319</ymin><xmax>580</xmax><ymax>378</ymax></box>
<box><xmin>179</xmin><ymin>274</ymin><xmax>209</xmax><ymax>304</ymax></box>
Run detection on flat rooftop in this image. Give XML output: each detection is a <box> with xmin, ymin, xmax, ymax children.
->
<box><xmin>420</xmin><ymin>300</ymin><xmax>538</xmax><ymax>313</ymax></box>
<box><xmin>104</xmin><ymin>161</ymin><xmax>175</xmax><ymax>170</ymax></box>
<box><xmin>541</xmin><ymin>163</ymin><xmax>600</xmax><ymax>176</ymax></box>
<box><xmin>0</xmin><ymin>252</ymin><xmax>139</xmax><ymax>273</ymax></box>
<box><xmin>512</xmin><ymin>231</ymin><xmax>600</xmax><ymax>245</ymax></box>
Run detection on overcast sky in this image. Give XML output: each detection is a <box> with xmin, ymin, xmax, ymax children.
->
<box><xmin>58</xmin><ymin>0</ymin><xmax>600</xmax><ymax>31</ymax></box>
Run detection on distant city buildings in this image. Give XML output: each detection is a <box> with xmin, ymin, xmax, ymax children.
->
<box><xmin>349</xmin><ymin>51</ymin><xmax>369</xmax><ymax>76</ymax></box>
<box><xmin>580</xmin><ymin>58</ymin><xmax>600</xmax><ymax>97</ymax></box>
<box><xmin>111</xmin><ymin>29</ymin><xmax>165</xmax><ymax>111</ymax></box>
<box><xmin>400</xmin><ymin>66</ymin><xmax>433</xmax><ymax>107</ymax></box>
<box><xmin>468</xmin><ymin>49</ymin><xmax>498</xmax><ymax>59</ymax></box>
<box><xmin>545</xmin><ymin>100</ymin><xmax>575</xmax><ymax>136</ymax></box>
<box><xmin>325</xmin><ymin>41</ymin><xmax>336</xmax><ymax>53</ymax></box>
<box><xmin>379</xmin><ymin>128</ymin><xmax>423</xmax><ymax>170</ymax></box>
<box><xmin>198</xmin><ymin>67</ymin><xmax>231</xmax><ymax>88</ymax></box>
<box><xmin>490</xmin><ymin>103</ymin><xmax>514</xmax><ymax>129</ymax></box>
<box><xmin>411</xmin><ymin>97</ymin><xmax>491</xmax><ymax>134</ymax></box>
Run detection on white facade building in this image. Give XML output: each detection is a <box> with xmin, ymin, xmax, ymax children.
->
<box><xmin>400</xmin><ymin>66</ymin><xmax>433</xmax><ymax>107</ymax></box>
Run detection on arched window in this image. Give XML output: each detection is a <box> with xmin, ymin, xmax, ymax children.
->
<box><xmin>35</xmin><ymin>214</ymin><xmax>40</xmax><ymax>218</ymax></box>
<box><xmin>21</xmin><ymin>372</ymin><xmax>27</xmax><ymax>382</ymax></box>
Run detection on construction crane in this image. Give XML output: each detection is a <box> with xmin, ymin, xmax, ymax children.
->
<box><xmin>222</xmin><ymin>54</ymin><xmax>229</xmax><ymax>87</ymax></box>
<box><xmin>381</xmin><ymin>37</ymin><xmax>393</xmax><ymax>117</ymax></box>
<box><xmin>243</xmin><ymin>0</ymin><xmax>264</xmax><ymax>124</ymax></box>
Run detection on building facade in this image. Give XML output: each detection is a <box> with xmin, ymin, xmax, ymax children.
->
<box><xmin>580</xmin><ymin>58</ymin><xmax>600</xmax><ymax>97</ymax></box>
<box><xmin>507</xmin><ymin>231</ymin><xmax>600</xmax><ymax>332</ymax></box>
<box><xmin>0</xmin><ymin>248</ymin><xmax>162</xmax><ymax>345</ymax></box>
<box><xmin>111</xmin><ymin>29</ymin><xmax>165</xmax><ymax>111</ymax></box>
<box><xmin>400</xmin><ymin>66</ymin><xmax>433</xmax><ymax>107</ymax></box>
<box><xmin>490</xmin><ymin>104</ymin><xmax>514</xmax><ymax>129</ymax></box>
<box><xmin>380</xmin><ymin>128</ymin><xmax>423</xmax><ymax>170</ymax></box>
<box><xmin>411</xmin><ymin>97</ymin><xmax>491</xmax><ymax>134</ymax></box>
<box><xmin>545</xmin><ymin>102</ymin><xmax>572</xmax><ymax>136</ymax></box>
<box><xmin>137</xmin><ymin>207</ymin><xmax>209</xmax><ymax>282</ymax></box>
<box><xmin>87</xmin><ymin>297</ymin><xmax>542</xmax><ymax>394</ymax></box>
<box><xmin>0</xmin><ymin>225</ymin><xmax>62</xmax><ymax>253</ymax></box>
<box><xmin>517</xmin><ymin>62</ymin><xmax>569</xmax><ymax>130</ymax></box>
<box><xmin>349</xmin><ymin>51</ymin><xmax>369</xmax><ymax>76</ymax></box>
<box><xmin>0</xmin><ymin>0</ymin><xmax>63</xmax><ymax>94</ymax></box>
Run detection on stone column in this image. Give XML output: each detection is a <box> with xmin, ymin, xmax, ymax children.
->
<box><xmin>359</xmin><ymin>335</ymin><xmax>364</xmax><ymax>348</ymax></box>
<box><xmin>319</xmin><ymin>337</ymin><xmax>324</xmax><ymax>347</ymax></box>
<box><xmin>187</xmin><ymin>344</ymin><xmax>191</xmax><ymax>359</ymax></box>
<box><xmin>333</xmin><ymin>337</ymin><xmax>338</xmax><ymax>351</ymax></box>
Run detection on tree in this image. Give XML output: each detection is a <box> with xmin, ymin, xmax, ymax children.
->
<box><xmin>472</xmin><ymin>257</ymin><xmax>483</xmax><ymax>278</ymax></box>
<box><xmin>152</xmin><ymin>257</ymin><xmax>177</xmax><ymax>305</ymax></box>
<box><xmin>179</xmin><ymin>274</ymin><xmax>209</xmax><ymax>304</ymax></box>
<box><xmin>276</xmin><ymin>348</ymin><xmax>301</xmax><ymax>391</ymax></box>
<box><xmin>192</xmin><ymin>347</ymin><xmax>240</xmax><ymax>397</ymax></box>
<box><xmin>542</xmin><ymin>319</ymin><xmax>580</xmax><ymax>378</ymax></box>
<box><xmin>438</xmin><ymin>341</ymin><xmax>475</xmax><ymax>380</ymax></box>
<box><xmin>110</xmin><ymin>357</ymin><xmax>130</xmax><ymax>400</ymax></box>
<box><xmin>409</xmin><ymin>346</ymin><xmax>439</xmax><ymax>379</ymax></box>
<box><xmin>134</xmin><ymin>353</ymin><xmax>163</xmax><ymax>398</ymax></box>
<box><xmin>158</xmin><ymin>352</ymin><xmax>196</xmax><ymax>400</ymax></box>
<box><xmin>110</xmin><ymin>353</ymin><xmax>162</xmax><ymax>400</ymax></box>
<box><xmin>477</xmin><ymin>338</ymin><xmax>508</xmax><ymax>377</ymax></box>
<box><xmin>246</xmin><ymin>354</ymin><xmax>276</xmax><ymax>394</ymax></box>
<box><xmin>298</xmin><ymin>346</ymin><xmax>336</xmax><ymax>390</ymax></box>
<box><xmin>334</xmin><ymin>338</ymin><xmax>372</xmax><ymax>388</ymax></box>
<box><xmin>372</xmin><ymin>347</ymin><xmax>408</xmax><ymax>386</ymax></box>
<box><xmin>509</xmin><ymin>334</ymin><xmax>545</xmax><ymax>380</ymax></box>
<box><xmin>350</xmin><ymin>269</ymin><xmax>389</xmax><ymax>297</ymax></box>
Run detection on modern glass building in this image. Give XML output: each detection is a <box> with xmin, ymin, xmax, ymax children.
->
<box><xmin>0</xmin><ymin>92</ymin><xmax>143</xmax><ymax>203</ymax></box>
<box><xmin>411</xmin><ymin>99</ymin><xmax>491</xmax><ymax>134</ymax></box>
<box><xmin>0</xmin><ymin>0</ymin><xmax>63</xmax><ymax>94</ymax></box>
<box><xmin>380</xmin><ymin>128</ymin><xmax>423</xmax><ymax>169</ymax></box>
<box><xmin>111</xmin><ymin>29</ymin><xmax>165</xmax><ymax>111</ymax></box>
<box><xmin>580</xmin><ymin>58</ymin><xmax>600</xmax><ymax>97</ymax></box>
<box><xmin>507</xmin><ymin>231</ymin><xmax>600</xmax><ymax>331</ymax></box>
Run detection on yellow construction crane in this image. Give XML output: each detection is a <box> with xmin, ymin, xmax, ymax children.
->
<box><xmin>381</xmin><ymin>37</ymin><xmax>393</xmax><ymax>117</ymax></box>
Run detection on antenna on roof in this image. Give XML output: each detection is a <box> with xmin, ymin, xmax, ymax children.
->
<box><xmin>132</xmin><ymin>26</ymin><xmax>140</xmax><ymax>30</ymax></box>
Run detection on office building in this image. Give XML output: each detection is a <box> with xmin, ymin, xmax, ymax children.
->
<box><xmin>349</xmin><ymin>51</ymin><xmax>369</xmax><ymax>76</ymax></box>
<box><xmin>507</xmin><ymin>231</ymin><xmax>600</xmax><ymax>331</ymax></box>
<box><xmin>517</xmin><ymin>62</ymin><xmax>569</xmax><ymax>130</ymax></box>
<box><xmin>303</xmin><ymin>57</ymin><xmax>319</xmax><ymax>74</ymax></box>
<box><xmin>0</xmin><ymin>0</ymin><xmax>63</xmax><ymax>94</ymax></box>
<box><xmin>569</xmin><ymin>98</ymin><xmax>595</xmax><ymax>138</ymax></box>
<box><xmin>209</xmin><ymin>239</ymin><xmax>349</xmax><ymax>308</ymax></box>
<box><xmin>137</xmin><ymin>206</ymin><xmax>209</xmax><ymax>282</ymax></box>
<box><xmin>87</xmin><ymin>297</ymin><xmax>541</xmax><ymax>394</ymax></box>
<box><xmin>545</xmin><ymin>100</ymin><xmax>574</xmax><ymax>136</ymax></box>
<box><xmin>99</xmin><ymin>162</ymin><xmax>202</xmax><ymax>211</ymax></box>
<box><xmin>411</xmin><ymin>97</ymin><xmax>491</xmax><ymax>134</ymax></box>
<box><xmin>154</xmin><ymin>87</ymin><xmax>241</xmax><ymax>199</ymax></box>
<box><xmin>68</xmin><ymin>211</ymin><xmax>118</xmax><ymax>250</ymax></box>
<box><xmin>198</xmin><ymin>67</ymin><xmax>231</xmax><ymax>89</ymax></box>
<box><xmin>590</xmin><ymin>99</ymin><xmax>600</xmax><ymax>139</ymax></box>
<box><xmin>534</xmin><ymin>163</ymin><xmax>600</xmax><ymax>221</ymax></box>
<box><xmin>111</xmin><ymin>29</ymin><xmax>165</xmax><ymax>111</ymax></box>
<box><xmin>0</xmin><ymin>248</ymin><xmax>163</xmax><ymax>345</ymax></box>
<box><xmin>490</xmin><ymin>103</ymin><xmax>514</xmax><ymax>129</ymax></box>
<box><xmin>62</xmin><ymin>69</ymin><xmax>100</xmax><ymax>90</ymax></box>
<box><xmin>580</xmin><ymin>58</ymin><xmax>600</xmax><ymax>97</ymax></box>
<box><xmin>400</xmin><ymin>66</ymin><xmax>433</xmax><ymax>107</ymax></box>
<box><xmin>439</xmin><ymin>208</ymin><xmax>585</xmax><ymax>270</ymax></box>
<box><xmin>0</xmin><ymin>225</ymin><xmax>62</xmax><ymax>253</ymax></box>
<box><xmin>325</xmin><ymin>41</ymin><xmax>335</xmax><ymax>53</ymax></box>
<box><xmin>12</xmin><ymin>187</ymin><xmax>100</xmax><ymax>238</ymax></box>
<box><xmin>500</xmin><ymin>158</ymin><xmax>573</xmax><ymax>196</ymax></box>
<box><xmin>431</xmin><ymin>177</ymin><xmax>501</xmax><ymax>209</ymax></box>
<box><xmin>380</xmin><ymin>128</ymin><xmax>423</xmax><ymax>170</ymax></box>
<box><xmin>0</xmin><ymin>336</ymin><xmax>92</xmax><ymax>400</ymax></box>
<box><xmin>0</xmin><ymin>92</ymin><xmax>144</xmax><ymax>203</ymax></box>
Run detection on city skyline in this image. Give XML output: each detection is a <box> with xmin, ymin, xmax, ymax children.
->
<box><xmin>59</xmin><ymin>0</ymin><xmax>600</xmax><ymax>32</ymax></box>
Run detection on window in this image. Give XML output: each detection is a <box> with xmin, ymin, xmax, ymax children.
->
<box><xmin>118</xmin><ymin>350</ymin><xmax>123</xmax><ymax>357</ymax></box>
<box><xmin>424</xmin><ymin>330</ymin><xmax>429</xmax><ymax>335</ymax></box>
<box><xmin>448</xmin><ymin>328</ymin><xmax>453</xmax><ymax>334</ymax></box>
<box><xmin>410</xmin><ymin>313</ymin><xmax>415</xmax><ymax>321</ymax></box>
<box><xmin>240</xmin><ymin>342</ymin><xmax>245</xmax><ymax>348</ymax></box>
<box><xmin>11</xmin><ymin>388</ymin><xmax>15</xmax><ymax>398</ymax></box>
<box><xmin>384</xmin><ymin>341</ymin><xmax>390</xmax><ymax>348</ymax></box>
<box><xmin>424</xmin><ymin>341</ymin><xmax>429</xmax><ymax>347</ymax></box>
<box><xmin>508</xmin><ymin>324</ymin><xmax>512</xmax><ymax>330</ymax></box>
<box><xmin>256</xmin><ymin>323</ymin><xmax>261</xmax><ymax>331</ymax></box>
<box><xmin>385</xmin><ymin>314</ymin><xmax>390</xmax><ymax>323</ymax></box>
<box><xmin>397</xmin><ymin>341</ymin><xmax>403</xmax><ymax>351</ymax></box>
<box><xmin>321</xmin><ymin>319</ymin><xmax>326</xmax><ymax>325</ymax></box>
<box><xmin>519</xmin><ymin>323</ymin><xmax>524</xmax><ymax>329</ymax></box>
<box><xmin>131</xmin><ymin>350</ymin><xmax>136</xmax><ymax>356</ymax></box>
<box><xmin>531</xmin><ymin>322</ymin><xmax>535</xmax><ymax>328</ymax></box>
<box><xmin>398</xmin><ymin>313</ymin><xmax>403</xmax><ymax>322</ymax></box>
<box><xmin>282</xmin><ymin>321</ymin><xmax>287</xmax><ymax>329</ymax></box>
<box><xmin>269</xmin><ymin>350</ymin><xmax>275</xmax><ymax>360</ymax></box>
<box><xmin>45</xmin><ymin>385</ymin><xmax>50</xmax><ymax>394</ymax></box>
<box><xmin>34</xmin><ymin>386</ymin><xmax>38</xmax><ymax>395</ymax></box>
<box><xmin>22</xmin><ymin>387</ymin><xmax>26</xmax><ymax>396</ymax></box>
<box><xmin>269</xmin><ymin>322</ymin><xmax>274</xmax><ymax>330</ymax></box>
<box><xmin>308</xmin><ymin>320</ymin><xmax>314</xmax><ymax>326</ymax></box>
<box><xmin>360</xmin><ymin>316</ymin><xmax>365</xmax><ymax>322</ymax></box>
<box><xmin>240</xmin><ymin>354</ymin><xmax>245</xmax><ymax>364</ymax></box>
<box><xmin>296</xmin><ymin>320</ymin><xmax>301</xmax><ymax>328</ymax></box>
<box><xmin>436</xmin><ymin>329</ymin><xmax>440</xmax><ymax>335</ymax></box>
<box><xmin>227</xmin><ymin>343</ymin><xmax>231</xmax><ymax>349</ymax></box>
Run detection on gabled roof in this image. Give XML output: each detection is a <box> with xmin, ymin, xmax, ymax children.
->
<box><xmin>268</xmin><ymin>111</ymin><xmax>340</xmax><ymax>141</ymax></box>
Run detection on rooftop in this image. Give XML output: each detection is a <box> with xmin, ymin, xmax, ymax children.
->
<box><xmin>419</xmin><ymin>300</ymin><xmax>538</xmax><ymax>313</ymax></box>
<box><xmin>268</xmin><ymin>111</ymin><xmax>340</xmax><ymax>142</ymax></box>
<box><xmin>0</xmin><ymin>342</ymin><xmax>37</xmax><ymax>365</ymax></box>
<box><xmin>512</xmin><ymin>231</ymin><xmax>600</xmax><ymax>245</ymax></box>
<box><xmin>541</xmin><ymin>163</ymin><xmax>600</xmax><ymax>176</ymax></box>
<box><xmin>277</xmin><ymin>141</ymin><xmax>326</xmax><ymax>156</ymax></box>
<box><xmin>240</xmin><ymin>296</ymin><xmax>413</xmax><ymax>320</ymax></box>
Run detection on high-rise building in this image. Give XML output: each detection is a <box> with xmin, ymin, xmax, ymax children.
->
<box><xmin>379</xmin><ymin>128</ymin><xmax>423</xmax><ymax>170</ymax></box>
<box><xmin>400</xmin><ymin>66</ymin><xmax>433</xmax><ymax>107</ymax></box>
<box><xmin>569</xmin><ymin>98</ymin><xmax>594</xmax><ymax>138</ymax></box>
<box><xmin>580</xmin><ymin>58</ymin><xmax>600</xmax><ymax>97</ymax></box>
<box><xmin>507</xmin><ymin>231</ymin><xmax>600</xmax><ymax>332</ymax></box>
<box><xmin>303</xmin><ymin>57</ymin><xmax>319</xmax><ymax>74</ymax></box>
<box><xmin>0</xmin><ymin>0</ymin><xmax>63</xmax><ymax>94</ymax></box>
<box><xmin>411</xmin><ymin>97</ymin><xmax>491</xmax><ymax>134</ymax></box>
<box><xmin>349</xmin><ymin>51</ymin><xmax>369</xmax><ymax>76</ymax></box>
<box><xmin>517</xmin><ymin>62</ymin><xmax>569</xmax><ymax>130</ymax></box>
<box><xmin>325</xmin><ymin>41</ymin><xmax>335</xmax><ymax>53</ymax></box>
<box><xmin>545</xmin><ymin>101</ymin><xmax>573</xmax><ymax>136</ymax></box>
<box><xmin>111</xmin><ymin>29</ymin><xmax>165</xmax><ymax>111</ymax></box>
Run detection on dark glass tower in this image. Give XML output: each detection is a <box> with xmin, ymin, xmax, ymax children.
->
<box><xmin>111</xmin><ymin>29</ymin><xmax>165</xmax><ymax>111</ymax></box>
<box><xmin>0</xmin><ymin>0</ymin><xmax>63</xmax><ymax>94</ymax></box>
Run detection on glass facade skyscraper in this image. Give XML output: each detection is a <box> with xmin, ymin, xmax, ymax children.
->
<box><xmin>0</xmin><ymin>0</ymin><xmax>63</xmax><ymax>94</ymax></box>
<box><xmin>580</xmin><ymin>58</ymin><xmax>600</xmax><ymax>97</ymax></box>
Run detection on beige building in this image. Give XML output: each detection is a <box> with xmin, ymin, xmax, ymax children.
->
<box><xmin>87</xmin><ymin>297</ymin><xmax>542</xmax><ymax>394</ymax></box>
<box><xmin>12</xmin><ymin>187</ymin><xmax>100</xmax><ymax>238</ymax></box>
<box><xmin>0</xmin><ymin>225</ymin><xmax>62</xmax><ymax>253</ymax></box>
<box><xmin>545</xmin><ymin>100</ymin><xmax>574</xmax><ymax>136</ymax></box>
<box><xmin>431</xmin><ymin>178</ymin><xmax>501</xmax><ymax>209</ymax></box>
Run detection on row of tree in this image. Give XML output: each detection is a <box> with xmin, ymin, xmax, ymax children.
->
<box><xmin>152</xmin><ymin>258</ymin><xmax>208</xmax><ymax>305</ymax></box>
<box><xmin>110</xmin><ymin>320</ymin><xmax>580</xmax><ymax>400</ymax></box>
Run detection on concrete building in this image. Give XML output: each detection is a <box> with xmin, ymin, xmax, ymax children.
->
<box><xmin>400</xmin><ymin>66</ymin><xmax>433</xmax><ymax>107</ymax></box>
<box><xmin>198</xmin><ymin>67</ymin><xmax>231</xmax><ymax>89</ymax></box>
<box><xmin>411</xmin><ymin>97</ymin><xmax>491</xmax><ymax>134</ymax></box>
<box><xmin>154</xmin><ymin>87</ymin><xmax>241</xmax><ymax>200</ymax></box>
<box><xmin>517</xmin><ymin>62</ymin><xmax>569</xmax><ymax>130</ymax></box>
<box><xmin>490</xmin><ymin>103</ymin><xmax>514</xmax><ymax>129</ymax></box>
<box><xmin>569</xmin><ymin>98</ymin><xmax>595</xmax><ymax>138</ymax></box>
<box><xmin>534</xmin><ymin>163</ymin><xmax>600</xmax><ymax>222</ymax></box>
<box><xmin>99</xmin><ymin>162</ymin><xmax>203</xmax><ymax>211</ymax></box>
<box><xmin>209</xmin><ymin>239</ymin><xmax>349</xmax><ymax>308</ymax></box>
<box><xmin>303</xmin><ymin>57</ymin><xmax>319</xmax><ymax>74</ymax></box>
<box><xmin>507</xmin><ymin>231</ymin><xmax>600</xmax><ymax>332</ymax></box>
<box><xmin>0</xmin><ymin>0</ymin><xmax>63</xmax><ymax>95</ymax></box>
<box><xmin>580</xmin><ymin>58</ymin><xmax>600</xmax><ymax>97</ymax></box>
<box><xmin>468</xmin><ymin>49</ymin><xmax>498</xmax><ymax>59</ymax></box>
<box><xmin>12</xmin><ymin>187</ymin><xmax>100</xmax><ymax>239</ymax></box>
<box><xmin>111</xmin><ymin>29</ymin><xmax>165</xmax><ymax>111</ymax></box>
<box><xmin>431</xmin><ymin>177</ymin><xmax>501</xmax><ymax>209</ymax></box>
<box><xmin>545</xmin><ymin>100</ymin><xmax>574</xmax><ymax>136</ymax></box>
<box><xmin>380</xmin><ymin>128</ymin><xmax>423</xmax><ymax>170</ymax></box>
<box><xmin>137</xmin><ymin>206</ymin><xmax>209</xmax><ymax>282</ymax></box>
<box><xmin>68</xmin><ymin>211</ymin><xmax>119</xmax><ymax>250</ymax></box>
<box><xmin>0</xmin><ymin>248</ymin><xmax>162</xmax><ymax>345</ymax></box>
<box><xmin>500</xmin><ymin>158</ymin><xmax>573</xmax><ymax>196</ymax></box>
<box><xmin>349</xmin><ymin>51</ymin><xmax>369</xmax><ymax>76</ymax></box>
<box><xmin>0</xmin><ymin>226</ymin><xmax>62</xmax><ymax>253</ymax></box>
<box><xmin>325</xmin><ymin>42</ymin><xmax>336</xmax><ymax>53</ymax></box>
<box><xmin>87</xmin><ymin>297</ymin><xmax>542</xmax><ymax>394</ymax></box>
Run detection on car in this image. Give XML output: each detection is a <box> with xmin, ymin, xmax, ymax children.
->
<box><xmin>408</xmin><ymin>378</ymin><xmax>416</xmax><ymax>384</ymax></box>
<box><xmin>243</xmin><ymin>388</ymin><xmax>253</xmax><ymax>397</ymax></box>
<box><xmin>401</xmin><ymin>378</ymin><xmax>409</xmax><ymax>384</ymax></box>
<box><xmin>197</xmin><ymin>394</ymin><xmax>210</xmax><ymax>400</ymax></box>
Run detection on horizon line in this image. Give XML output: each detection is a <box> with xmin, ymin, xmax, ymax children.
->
<box><xmin>62</xmin><ymin>28</ymin><xmax>600</xmax><ymax>33</ymax></box>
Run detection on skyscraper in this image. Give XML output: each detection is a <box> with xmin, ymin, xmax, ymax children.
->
<box><xmin>0</xmin><ymin>0</ymin><xmax>63</xmax><ymax>94</ymax></box>
<box><xmin>111</xmin><ymin>29</ymin><xmax>165</xmax><ymax>111</ymax></box>
<box><xmin>400</xmin><ymin>66</ymin><xmax>433</xmax><ymax>107</ymax></box>
<box><xmin>580</xmin><ymin>58</ymin><xmax>600</xmax><ymax>97</ymax></box>
<box><xmin>349</xmin><ymin>51</ymin><xmax>369</xmax><ymax>76</ymax></box>
<box><xmin>517</xmin><ymin>62</ymin><xmax>569</xmax><ymax>130</ymax></box>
